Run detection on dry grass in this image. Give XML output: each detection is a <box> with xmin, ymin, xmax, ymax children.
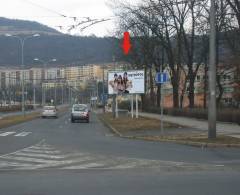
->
<box><xmin>138</xmin><ymin>135</ymin><xmax>240</xmax><ymax>145</ymax></box>
<box><xmin>99</xmin><ymin>113</ymin><xmax>240</xmax><ymax>146</ymax></box>
<box><xmin>181</xmin><ymin>135</ymin><xmax>240</xmax><ymax>144</ymax></box>
<box><xmin>99</xmin><ymin>113</ymin><xmax>180</xmax><ymax>132</ymax></box>
<box><xmin>0</xmin><ymin>112</ymin><xmax>40</xmax><ymax>129</ymax></box>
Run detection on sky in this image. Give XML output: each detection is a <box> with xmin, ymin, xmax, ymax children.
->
<box><xmin>0</xmin><ymin>0</ymin><xmax>116</xmax><ymax>37</ymax></box>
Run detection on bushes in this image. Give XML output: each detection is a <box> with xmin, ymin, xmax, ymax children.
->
<box><xmin>143</xmin><ymin>107</ymin><xmax>240</xmax><ymax>123</ymax></box>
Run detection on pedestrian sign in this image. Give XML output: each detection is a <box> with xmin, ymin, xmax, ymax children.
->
<box><xmin>155</xmin><ymin>72</ymin><xmax>168</xmax><ymax>84</ymax></box>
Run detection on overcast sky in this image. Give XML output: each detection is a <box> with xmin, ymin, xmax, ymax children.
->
<box><xmin>0</xmin><ymin>0</ymin><xmax>116</xmax><ymax>37</ymax></box>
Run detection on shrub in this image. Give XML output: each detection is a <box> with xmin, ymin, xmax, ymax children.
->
<box><xmin>143</xmin><ymin>107</ymin><xmax>240</xmax><ymax>123</ymax></box>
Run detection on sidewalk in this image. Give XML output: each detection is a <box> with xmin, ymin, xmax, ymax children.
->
<box><xmin>139</xmin><ymin>112</ymin><xmax>240</xmax><ymax>138</ymax></box>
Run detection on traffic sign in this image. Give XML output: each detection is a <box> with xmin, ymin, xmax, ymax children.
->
<box><xmin>91</xmin><ymin>97</ymin><xmax>98</xmax><ymax>101</ymax></box>
<box><xmin>101</xmin><ymin>94</ymin><xmax>108</xmax><ymax>102</ymax></box>
<box><xmin>155</xmin><ymin>72</ymin><xmax>168</xmax><ymax>84</ymax></box>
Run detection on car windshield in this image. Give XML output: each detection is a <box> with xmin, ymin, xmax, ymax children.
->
<box><xmin>73</xmin><ymin>105</ymin><xmax>87</xmax><ymax>111</ymax></box>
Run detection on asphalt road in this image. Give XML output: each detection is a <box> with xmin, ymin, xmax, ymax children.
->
<box><xmin>0</xmin><ymin>110</ymin><xmax>240</xmax><ymax>195</ymax></box>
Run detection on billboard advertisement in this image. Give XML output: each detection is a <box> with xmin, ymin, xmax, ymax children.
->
<box><xmin>108</xmin><ymin>70</ymin><xmax>145</xmax><ymax>94</ymax></box>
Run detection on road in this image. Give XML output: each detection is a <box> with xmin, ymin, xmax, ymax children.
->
<box><xmin>0</xmin><ymin>110</ymin><xmax>240</xmax><ymax>195</ymax></box>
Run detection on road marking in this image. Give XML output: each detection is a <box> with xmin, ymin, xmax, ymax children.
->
<box><xmin>63</xmin><ymin>163</ymin><xmax>104</xmax><ymax>169</ymax></box>
<box><xmin>0</xmin><ymin>139</ymin><xmax>45</xmax><ymax>158</ymax></box>
<box><xmin>0</xmin><ymin>132</ymin><xmax>16</xmax><ymax>136</ymax></box>
<box><xmin>12</xmin><ymin>152</ymin><xmax>67</xmax><ymax>159</ymax></box>
<box><xmin>22</xmin><ymin>148</ymin><xmax>61</xmax><ymax>154</ymax></box>
<box><xmin>0</xmin><ymin>140</ymin><xmax>229</xmax><ymax>171</ymax></box>
<box><xmin>14</xmin><ymin>132</ymin><xmax>32</xmax><ymax>137</ymax></box>
<box><xmin>1</xmin><ymin>156</ymin><xmax>61</xmax><ymax>164</ymax></box>
<box><xmin>29</xmin><ymin>146</ymin><xmax>55</xmax><ymax>150</ymax></box>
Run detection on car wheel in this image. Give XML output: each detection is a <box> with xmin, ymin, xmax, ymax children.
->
<box><xmin>71</xmin><ymin>118</ymin><xmax>75</xmax><ymax>123</ymax></box>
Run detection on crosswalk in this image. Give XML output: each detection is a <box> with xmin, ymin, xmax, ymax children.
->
<box><xmin>0</xmin><ymin>131</ymin><xmax>31</xmax><ymax>137</ymax></box>
<box><xmin>0</xmin><ymin>141</ymin><xmax>227</xmax><ymax>171</ymax></box>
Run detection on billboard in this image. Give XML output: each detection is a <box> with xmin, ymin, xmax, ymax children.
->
<box><xmin>108</xmin><ymin>70</ymin><xmax>145</xmax><ymax>94</ymax></box>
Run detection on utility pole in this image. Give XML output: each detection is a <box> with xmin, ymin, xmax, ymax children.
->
<box><xmin>112</xmin><ymin>55</ymin><xmax>116</xmax><ymax>118</ymax></box>
<box><xmin>208</xmin><ymin>0</ymin><xmax>217</xmax><ymax>139</ymax></box>
<box><xmin>33</xmin><ymin>85</ymin><xmax>36</xmax><ymax>109</ymax></box>
<box><xmin>102</xmin><ymin>66</ymin><xmax>105</xmax><ymax>113</ymax></box>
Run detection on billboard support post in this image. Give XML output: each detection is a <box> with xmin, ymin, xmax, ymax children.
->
<box><xmin>136</xmin><ymin>94</ymin><xmax>138</xmax><ymax>118</ymax></box>
<box><xmin>112</xmin><ymin>95</ymin><xmax>116</xmax><ymax>118</ymax></box>
<box><xmin>116</xmin><ymin>95</ymin><xmax>118</xmax><ymax>118</ymax></box>
<box><xmin>131</xmin><ymin>94</ymin><xmax>134</xmax><ymax>118</ymax></box>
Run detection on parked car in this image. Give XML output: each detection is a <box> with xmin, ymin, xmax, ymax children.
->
<box><xmin>42</xmin><ymin>106</ymin><xmax>58</xmax><ymax>118</ymax></box>
<box><xmin>71</xmin><ymin>104</ymin><xmax>89</xmax><ymax>123</ymax></box>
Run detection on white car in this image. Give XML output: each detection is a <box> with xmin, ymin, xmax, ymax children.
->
<box><xmin>71</xmin><ymin>104</ymin><xmax>89</xmax><ymax>123</ymax></box>
<box><xmin>42</xmin><ymin>106</ymin><xmax>58</xmax><ymax>118</ymax></box>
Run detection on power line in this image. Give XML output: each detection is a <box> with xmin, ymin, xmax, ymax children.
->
<box><xmin>21</xmin><ymin>0</ymin><xmax>67</xmax><ymax>18</ymax></box>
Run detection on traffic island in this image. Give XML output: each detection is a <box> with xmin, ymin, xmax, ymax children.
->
<box><xmin>98</xmin><ymin>113</ymin><xmax>240</xmax><ymax>148</ymax></box>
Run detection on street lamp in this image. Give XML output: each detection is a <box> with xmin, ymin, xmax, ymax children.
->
<box><xmin>5</xmin><ymin>33</ymin><xmax>40</xmax><ymax>116</ymax></box>
<box><xmin>34</xmin><ymin>58</ymin><xmax>57</xmax><ymax>106</ymax></box>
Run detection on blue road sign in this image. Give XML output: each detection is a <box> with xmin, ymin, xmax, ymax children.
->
<box><xmin>155</xmin><ymin>72</ymin><xmax>168</xmax><ymax>84</ymax></box>
<box><xmin>101</xmin><ymin>94</ymin><xmax>108</xmax><ymax>102</ymax></box>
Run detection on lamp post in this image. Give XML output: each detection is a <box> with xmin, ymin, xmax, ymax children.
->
<box><xmin>34</xmin><ymin>58</ymin><xmax>57</xmax><ymax>106</ymax></box>
<box><xmin>5</xmin><ymin>33</ymin><xmax>40</xmax><ymax>116</ymax></box>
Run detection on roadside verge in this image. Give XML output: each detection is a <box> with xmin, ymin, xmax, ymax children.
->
<box><xmin>0</xmin><ymin>105</ymin><xmax>69</xmax><ymax>129</ymax></box>
<box><xmin>98</xmin><ymin>113</ymin><xmax>240</xmax><ymax>148</ymax></box>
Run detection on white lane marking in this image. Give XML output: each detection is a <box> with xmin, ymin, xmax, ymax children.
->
<box><xmin>1</xmin><ymin>156</ymin><xmax>61</xmax><ymax>164</ymax></box>
<box><xmin>12</xmin><ymin>152</ymin><xmax>67</xmax><ymax>159</ymax></box>
<box><xmin>21</xmin><ymin>148</ymin><xmax>61</xmax><ymax>154</ymax></box>
<box><xmin>14</xmin><ymin>132</ymin><xmax>32</xmax><ymax>137</ymax></box>
<box><xmin>63</xmin><ymin>163</ymin><xmax>104</xmax><ymax>169</ymax></box>
<box><xmin>8</xmin><ymin>155</ymin><xmax>97</xmax><ymax>170</ymax></box>
<box><xmin>0</xmin><ymin>132</ymin><xmax>16</xmax><ymax>136</ymax></box>
<box><xmin>29</xmin><ymin>146</ymin><xmax>55</xmax><ymax>150</ymax></box>
<box><xmin>0</xmin><ymin>139</ymin><xmax>45</xmax><ymax>158</ymax></box>
<box><xmin>0</xmin><ymin>161</ymin><xmax>34</xmax><ymax>168</ymax></box>
<box><xmin>215</xmin><ymin>165</ymin><xmax>225</xmax><ymax>167</ymax></box>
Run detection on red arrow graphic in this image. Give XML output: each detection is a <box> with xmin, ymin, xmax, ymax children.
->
<box><xmin>122</xmin><ymin>31</ymin><xmax>131</xmax><ymax>55</ymax></box>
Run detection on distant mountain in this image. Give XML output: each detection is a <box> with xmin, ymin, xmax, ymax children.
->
<box><xmin>0</xmin><ymin>17</ymin><xmax>119</xmax><ymax>67</ymax></box>
<box><xmin>0</xmin><ymin>17</ymin><xmax>61</xmax><ymax>36</ymax></box>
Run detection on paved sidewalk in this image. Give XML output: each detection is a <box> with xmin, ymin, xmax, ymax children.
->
<box><xmin>140</xmin><ymin>112</ymin><xmax>240</xmax><ymax>138</ymax></box>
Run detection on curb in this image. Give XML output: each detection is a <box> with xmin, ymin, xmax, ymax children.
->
<box><xmin>98</xmin><ymin>115</ymin><xmax>240</xmax><ymax>148</ymax></box>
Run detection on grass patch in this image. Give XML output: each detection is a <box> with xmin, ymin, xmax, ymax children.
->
<box><xmin>0</xmin><ymin>112</ymin><xmax>40</xmax><ymax>129</ymax></box>
<box><xmin>99</xmin><ymin>113</ymin><xmax>180</xmax><ymax>132</ymax></box>
<box><xmin>180</xmin><ymin>135</ymin><xmax>240</xmax><ymax>144</ymax></box>
<box><xmin>99</xmin><ymin>113</ymin><xmax>240</xmax><ymax>146</ymax></box>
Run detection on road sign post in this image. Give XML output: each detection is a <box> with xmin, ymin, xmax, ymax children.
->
<box><xmin>155</xmin><ymin>72</ymin><xmax>168</xmax><ymax>135</ymax></box>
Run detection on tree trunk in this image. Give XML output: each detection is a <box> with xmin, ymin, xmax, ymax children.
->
<box><xmin>216</xmin><ymin>74</ymin><xmax>223</xmax><ymax>107</ymax></box>
<box><xmin>172</xmin><ymin>77</ymin><xmax>179</xmax><ymax>108</ymax></box>
<box><xmin>188</xmin><ymin>74</ymin><xmax>195</xmax><ymax>108</ymax></box>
